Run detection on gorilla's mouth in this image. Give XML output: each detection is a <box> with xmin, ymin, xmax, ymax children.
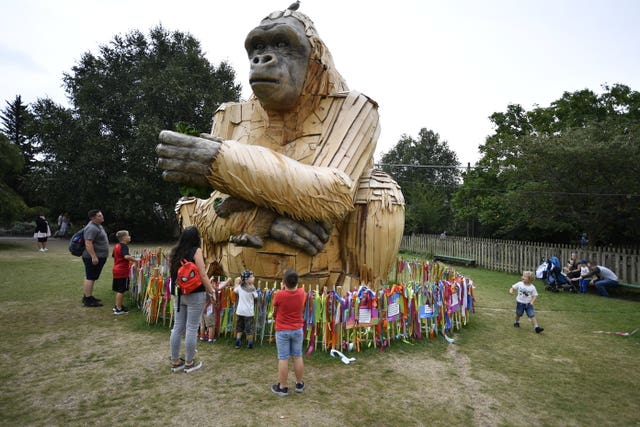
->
<box><xmin>250</xmin><ymin>78</ymin><xmax>280</xmax><ymax>85</ymax></box>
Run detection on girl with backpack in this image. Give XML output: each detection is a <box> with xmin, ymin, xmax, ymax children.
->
<box><xmin>168</xmin><ymin>226</ymin><xmax>216</xmax><ymax>373</ymax></box>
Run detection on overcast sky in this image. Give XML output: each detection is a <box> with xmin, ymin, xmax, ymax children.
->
<box><xmin>1</xmin><ymin>0</ymin><xmax>639</xmax><ymax>165</ymax></box>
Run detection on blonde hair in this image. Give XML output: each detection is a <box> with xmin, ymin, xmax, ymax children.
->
<box><xmin>115</xmin><ymin>230</ymin><xmax>129</xmax><ymax>242</ymax></box>
<box><xmin>522</xmin><ymin>271</ymin><xmax>535</xmax><ymax>282</ymax></box>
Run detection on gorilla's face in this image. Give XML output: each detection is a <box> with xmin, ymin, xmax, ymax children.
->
<box><xmin>245</xmin><ymin>16</ymin><xmax>311</xmax><ymax>112</ymax></box>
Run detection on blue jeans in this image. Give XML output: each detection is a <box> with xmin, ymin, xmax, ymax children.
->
<box><xmin>579</xmin><ymin>279</ymin><xmax>589</xmax><ymax>293</ymax></box>
<box><xmin>275</xmin><ymin>328</ymin><xmax>303</xmax><ymax>360</ymax></box>
<box><xmin>516</xmin><ymin>302</ymin><xmax>535</xmax><ymax>318</ymax></box>
<box><xmin>594</xmin><ymin>279</ymin><xmax>619</xmax><ymax>297</ymax></box>
<box><xmin>170</xmin><ymin>291</ymin><xmax>205</xmax><ymax>362</ymax></box>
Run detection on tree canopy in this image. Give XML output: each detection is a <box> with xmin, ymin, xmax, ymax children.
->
<box><xmin>453</xmin><ymin>84</ymin><xmax>640</xmax><ymax>245</ymax></box>
<box><xmin>1</xmin><ymin>26</ymin><xmax>241</xmax><ymax>237</ymax></box>
<box><xmin>380</xmin><ymin>128</ymin><xmax>460</xmax><ymax>234</ymax></box>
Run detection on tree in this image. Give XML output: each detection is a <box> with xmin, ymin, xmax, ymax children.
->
<box><xmin>47</xmin><ymin>25</ymin><xmax>242</xmax><ymax>237</ymax></box>
<box><xmin>0</xmin><ymin>95</ymin><xmax>39</xmax><ymax>204</ymax></box>
<box><xmin>28</xmin><ymin>98</ymin><xmax>84</xmax><ymax>213</ymax></box>
<box><xmin>380</xmin><ymin>128</ymin><xmax>461</xmax><ymax>234</ymax></box>
<box><xmin>453</xmin><ymin>84</ymin><xmax>640</xmax><ymax>244</ymax></box>
<box><xmin>0</xmin><ymin>96</ymin><xmax>35</xmax><ymax>169</ymax></box>
<box><xmin>0</xmin><ymin>133</ymin><xmax>28</xmax><ymax>224</ymax></box>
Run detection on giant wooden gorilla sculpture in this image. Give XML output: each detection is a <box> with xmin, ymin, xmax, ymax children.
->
<box><xmin>157</xmin><ymin>6</ymin><xmax>404</xmax><ymax>289</ymax></box>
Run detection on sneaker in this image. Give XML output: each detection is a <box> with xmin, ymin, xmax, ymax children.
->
<box><xmin>171</xmin><ymin>358</ymin><xmax>185</xmax><ymax>373</ymax></box>
<box><xmin>83</xmin><ymin>296</ymin><xmax>102</xmax><ymax>304</ymax></box>
<box><xmin>113</xmin><ymin>306</ymin><xmax>129</xmax><ymax>315</ymax></box>
<box><xmin>83</xmin><ymin>297</ymin><xmax>103</xmax><ymax>307</ymax></box>
<box><xmin>39</xmin><ymin>248</ymin><xmax>45</xmax><ymax>252</ymax></box>
<box><xmin>208</xmin><ymin>338</ymin><xmax>216</xmax><ymax>343</ymax></box>
<box><xmin>184</xmin><ymin>360</ymin><xmax>203</xmax><ymax>373</ymax></box>
<box><xmin>43</xmin><ymin>248</ymin><xmax>48</xmax><ymax>251</ymax></box>
<box><xmin>513</xmin><ymin>322</ymin><xmax>520</xmax><ymax>328</ymax></box>
<box><xmin>535</xmin><ymin>326</ymin><xmax>544</xmax><ymax>334</ymax></box>
<box><xmin>199</xmin><ymin>335</ymin><xmax>207</xmax><ymax>342</ymax></box>
<box><xmin>234</xmin><ymin>341</ymin><xmax>241</xmax><ymax>349</ymax></box>
<box><xmin>271</xmin><ymin>383</ymin><xmax>289</xmax><ymax>396</ymax></box>
<box><xmin>295</xmin><ymin>382</ymin><xmax>305</xmax><ymax>393</ymax></box>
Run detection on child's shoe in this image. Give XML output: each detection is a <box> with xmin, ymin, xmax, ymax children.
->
<box><xmin>247</xmin><ymin>342</ymin><xmax>254</xmax><ymax>349</ymax></box>
<box><xmin>234</xmin><ymin>339</ymin><xmax>241</xmax><ymax>349</ymax></box>
<box><xmin>535</xmin><ymin>326</ymin><xmax>544</xmax><ymax>334</ymax></box>
<box><xmin>295</xmin><ymin>382</ymin><xmax>305</xmax><ymax>393</ymax></box>
<box><xmin>513</xmin><ymin>322</ymin><xmax>520</xmax><ymax>328</ymax></box>
<box><xmin>113</xmin><ymin>306</ymin><xmax>129</xmax><ymax>315</ymax></box>
<box><xmin>271</xmin><ymin>383</ymin><xmax>289</xmax><ymax>396</ymax></box>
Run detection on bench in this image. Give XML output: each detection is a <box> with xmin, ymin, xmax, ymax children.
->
<box><xmin>433</xmin><ymin>254</ymin><xmax>476</xmax><ymax>267</ymax></box>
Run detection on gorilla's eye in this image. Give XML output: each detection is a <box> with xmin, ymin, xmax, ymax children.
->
<box><xmin>276</xmin><ymin>40</ymin><xmax>289</xmax><ymax>48</ymax></box>
<box><xmin>254</xmin><ymin>42</ymin><xmax>265</xmax><ymax>51</ymax></box>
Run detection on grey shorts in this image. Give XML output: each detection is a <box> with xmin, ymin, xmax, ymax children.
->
<box><xmin>236</xmin><ymin>315</ymin><xmax>255</xmax><ymax>335</ymax></box>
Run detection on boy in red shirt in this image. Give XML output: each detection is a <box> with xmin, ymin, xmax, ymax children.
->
<box><xmin>271</xmin><ymin>269</ymin><xmax>305</xmax><ymax>396</ymax></box>
<box><xmin>111</xmin><ymin>230</ymin><xmax>139</xmax><ymax>315</ymax></box>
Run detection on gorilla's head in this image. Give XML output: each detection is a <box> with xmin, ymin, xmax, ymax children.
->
<box><xmin>245</xmin><ymin>8</ymin><xmax>348</xmax><ymax>113</ymax></box>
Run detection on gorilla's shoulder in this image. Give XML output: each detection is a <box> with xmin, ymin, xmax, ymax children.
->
<box><xmin>330</xmin><ymin>90</ymin><xmax>379</xmax><ymax>108</ymax></box>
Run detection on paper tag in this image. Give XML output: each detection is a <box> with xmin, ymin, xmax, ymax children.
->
<box><xmin>387</xmin><ymin>302</ymin><xmax>399</xmax><ymax>320</ymax></box>
<box><xmin>358</xmin><ymin>307</ymin><xmax>372</xmax><ymax>324</ymax></box>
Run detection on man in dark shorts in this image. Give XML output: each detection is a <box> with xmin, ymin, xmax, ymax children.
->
<box><xmin>82</xmin><ymin>210</ymin><xmax>109</xmax><ymax>307</ymax></box>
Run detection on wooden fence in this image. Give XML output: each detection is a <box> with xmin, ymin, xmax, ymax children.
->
<box><xmin>400</xmin><ymin>234</ymin><xmax>640</xmax><ymax>285</ymax></box>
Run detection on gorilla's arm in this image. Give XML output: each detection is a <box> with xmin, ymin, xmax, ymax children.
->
<box><xmin>157</xmin><ymin>131</ymin><xmax>342</xmax><ymax>255</ymax></box>
<box><xmin>156</xmin><ymin>131</ymin><xmax>222</xmax><ymax>188</ymax></box>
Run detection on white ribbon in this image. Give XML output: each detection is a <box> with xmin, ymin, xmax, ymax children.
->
<box><xmin>329</xmin><ymin>349</ymin><xmax>356</xmax><ymax>364</ymax></box>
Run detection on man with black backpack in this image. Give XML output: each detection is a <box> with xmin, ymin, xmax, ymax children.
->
<box><xmin>81</xmin><ymin>210</ymin><xmax>109</xmax><ymax>307</ymax></box>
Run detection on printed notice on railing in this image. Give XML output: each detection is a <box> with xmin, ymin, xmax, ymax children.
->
<box><xmin>358</xmin><ymin>307</ymin><xmax>371</xmax><ymax>324</ymax></box>
<box><xmin>387</xmin><ymin>302</ymin><xmax>399</xmax><ymax>320</ymax></box>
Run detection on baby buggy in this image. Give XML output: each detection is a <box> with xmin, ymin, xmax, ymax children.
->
<box><xmin>536</xmin><ymin>256</ymin><xmax>577</xmax><ymax>292</ymax></box>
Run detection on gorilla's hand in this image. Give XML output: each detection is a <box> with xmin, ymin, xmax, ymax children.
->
<box><xmin>269</xmin><ymin>217</ymin><xmax>333</xmax><ymax>256</ymax></box>
<box><xmin>229</xmin><ymin>233</ymin><xmax>264</xmax><ymax>248</ymax></box>
<box><xmin>156</xmin><ymin>130</ymin><xmax>222</xmax><ymax>187</ymax></box>
<box><xmin>215</xmin><ymin>197</ymin><xmax>256</xmax><ymax>218</ymax></box>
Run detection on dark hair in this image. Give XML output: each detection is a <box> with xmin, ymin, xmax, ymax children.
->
<box><xmin>283</xmin><ymin>269</ymin><xmax>299</xmax><ymax>289</ymax></box>
<box><xmin>169</xmin><ymin>226</ymin><xmax>201</xmax><ymax>278</ymax></box>
<box><xmin>88</xmin><ymin>209</ymin><xmax>101</xmax><ymax>219</ymax></box>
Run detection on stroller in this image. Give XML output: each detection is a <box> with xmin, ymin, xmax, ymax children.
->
<box><xmin>536</xmin><ymin>256</ymin><xmax>577</xmax><ymax>292</ymax></box>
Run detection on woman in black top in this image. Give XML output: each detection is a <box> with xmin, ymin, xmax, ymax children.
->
<box><xmin>34</xmin><ymin>213</ymin><xmax>51</xmax><ymax>252</ymax></box>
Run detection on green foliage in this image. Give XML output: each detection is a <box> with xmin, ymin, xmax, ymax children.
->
<box><xmin>0</xmin><ymin>133</ymin><xmax>23</xmax><ymax>178</ymax></box>
<box><xmin>0</xmin><ymin>133</ymin><xmax>27</xmax><ymax>225</ymax></box>
<box><xmin>454</xmin><ymin>84</ymin><xmax>640</xmax><ymax>244</ymax></box>
<box><xmin>380</xmin><ymin>128</ymin><xmax>461</xmax><ymax>234</ymax></box>
<box><xmin>0</xmin><ymin>95</ymin><xmax>35</xmax><ymax>170</ymax></box>
<box><xmin>18</xmin><ymin>25</ymin><xmax>242</xmax><ymax>239</ymax></box>
<box><xmin>0</xmin><ymin>96</ymin><xmax>40</xmax><ymax>207</ymax></box>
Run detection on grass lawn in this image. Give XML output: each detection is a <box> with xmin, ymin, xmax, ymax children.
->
<box><xmin>1</xmin><ymin>237</ymin><xmax>639</xmax><ymax>426</ymax></box>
